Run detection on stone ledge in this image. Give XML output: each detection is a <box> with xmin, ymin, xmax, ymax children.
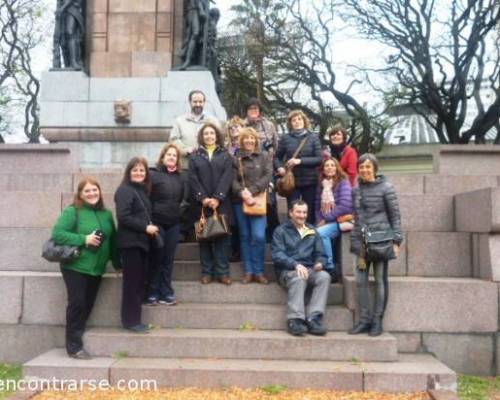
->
<box><xmin>344</xmin><ymin>276</ymin><xmax>498</xmax><ymax>332</ymax></box>
<box><xmin>42</xmin><ymin>128</ymin><xmax>170</xmax><ymax>142</ymax></box>
<box><xmin>456</xmin><ymin>188</ymin><xmax>500</xmax><ymax>232</ymax></box>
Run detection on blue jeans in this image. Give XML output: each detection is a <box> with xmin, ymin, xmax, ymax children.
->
<box><xmin>200</xmin><ymin>235</ymin><xmax>231</xmax><ymax>277</ymax></box>
<box><xmin>148</xmin><ymin>224</ymin><xmax>179</xmax><ymax>300</ymax></box>
<box><xmin>233</xmin><ymin>204</ymin><xmax>267</xmax><ymax>275</ymax></box>
<box><xmin>316</xmin><ymin>222</ymin><xmax>340</xmax><ymax>271</ymax></box>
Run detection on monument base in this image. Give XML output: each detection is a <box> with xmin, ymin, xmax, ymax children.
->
<box><xmin>40</xmin><ymin>70</ymin><xmax>226</xmax><ymax>167</ymax></box>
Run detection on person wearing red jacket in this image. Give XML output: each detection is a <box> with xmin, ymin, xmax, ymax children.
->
<box><xmin>323</xmin><ymin>127</ymin><xmax>358</xmax><ymax>187</ymax></box>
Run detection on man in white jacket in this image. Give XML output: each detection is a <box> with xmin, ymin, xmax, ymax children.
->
<box><xmin>170</xmin><ymin>90</ymin><xmax>219</xmax><ymax>168</ymax></box>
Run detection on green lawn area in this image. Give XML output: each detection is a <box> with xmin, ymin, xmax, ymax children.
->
<box><xmin>0</xmin><ymin>363</ymin><xmax>21</xmax><ymax>399</ymax></box>
<box><xmin>458</xmin><ymin>374</ymin><xmax>500</xmax><ymax>400</ymax></box>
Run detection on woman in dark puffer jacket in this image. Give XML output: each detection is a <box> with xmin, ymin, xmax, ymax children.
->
<box><xmin>274</xmin><ymin>110</ymin><xmax>322</xmax><ymax>224</ymax></box>
<box><xmin>348</xmin><ymin>153</ymin><xmax>403</xmax><ymax>337</ymax></box>
<box><xmin>145</xmin><ymin>144</ymin><xmax>185</xmax><ymax>306</ymax></box>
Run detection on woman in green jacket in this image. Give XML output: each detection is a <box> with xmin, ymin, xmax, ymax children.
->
<box><xmin>52</xmin><ymin>177</ymin><xmax>120</xmax><ymax>359</ymax></box>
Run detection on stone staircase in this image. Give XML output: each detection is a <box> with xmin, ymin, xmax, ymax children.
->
<box><xmin>2</xmin><ymin>144</ymin><xmax>500</xmax><ymax>392</ymax></box>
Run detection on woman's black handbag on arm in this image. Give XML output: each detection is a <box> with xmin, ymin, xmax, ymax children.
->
<box><xmin>42</xmin><ymin>209</ymin><xmax>81</xmax><ymax>263</ymax></box>
<box><xmin>361</xmin><ymin>226</ymin><xmax>395</xmax><ymax>262</ymax></box>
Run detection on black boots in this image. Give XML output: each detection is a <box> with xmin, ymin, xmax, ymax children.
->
<box><xmin>306</xmin><ymin>314</ymin><xmax>327</xmax><ymax>336</ymax></box>
<box><xmin>287</xmin><ymin>318</ymin><xmax>308</xmax><ymax>336</ymax></box>
<box><xmin>348</xmin><ymin>319</ymin><xmax>384</xmax><ymax>336</ymax></box>
<box><xmin>369</xmin><ymin>318</ymin><xmax>383</xmax><ymax>336</ymax></box>
<box><xmin>348</xmin><ymin>321</ymin><xmax>372</xmax><ymax>335</ymax></box>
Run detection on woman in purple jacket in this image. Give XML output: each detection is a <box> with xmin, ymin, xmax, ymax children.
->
<box><xmin>315</xmin><ymin>157</ymin><xmax>353</xmax><ymax>278</ymax></box>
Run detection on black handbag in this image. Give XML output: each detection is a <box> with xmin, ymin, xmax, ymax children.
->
<box><xmin>42</xmin><ymin>208</ymin><xmax>81</xmax><ymax>263</ymax></box>
<box><xmin>362</xmin><ymin>226</ymin><xmax>395</xmax><ymax>262</ymax></box>
<box><xmin>194</xmin><ymin>207</ymin><xmax>230</xmax><ymax>241</ymax></box>
<box><xmin>132</xmin><ymin>189</ymin><xmax>164</xmax><ymax>249</ymax></box>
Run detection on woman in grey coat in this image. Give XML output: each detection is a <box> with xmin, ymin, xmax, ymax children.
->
<box><xmin>348</xmin><ymin>153</ymin><xmax>403</xmax><ymax>336</ymax></box>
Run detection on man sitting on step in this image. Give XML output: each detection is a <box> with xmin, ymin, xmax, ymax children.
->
<box><xmin>272</xmin><ymin>200</ymin><xmax>331</xmax><ymax>336</ymax></box>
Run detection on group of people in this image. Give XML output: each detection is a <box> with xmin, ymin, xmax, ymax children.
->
<box><xmin>51</xmin><ymin>89</ymin><xmax>402</xmax><ymax>360</ymax></box>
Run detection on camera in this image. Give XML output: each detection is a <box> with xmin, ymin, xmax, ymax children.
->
<box><xmin>88</xmin><ymin>229</ymin><xmax>105</xmax><ymax>252</ymax></box>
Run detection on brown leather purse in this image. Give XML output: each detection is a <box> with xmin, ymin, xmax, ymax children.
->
<box><xmin>238</xmin><ymin>157</ymin><xmax>267</xmax><ymax>216</ymax></box>
<box><xmin>276</xmin><ymin>135</ymin><xmax>309</xmax><ymax>197</ymax></box>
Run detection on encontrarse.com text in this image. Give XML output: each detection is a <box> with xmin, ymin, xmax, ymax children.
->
<box><xmin>0</xmin><ymin>377</ymin><xmax>158</xmax><ymax>392</ymax></box>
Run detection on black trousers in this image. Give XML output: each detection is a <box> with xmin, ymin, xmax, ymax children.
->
<box><xmin>61</xmin><ymin>267</ymin><xmax>102</xmax><ymax>355</ymax></box>
<box><xmin>120</xmin><ymin>247</ymin><xmax>149</xmax><ymax>328</ymax></box>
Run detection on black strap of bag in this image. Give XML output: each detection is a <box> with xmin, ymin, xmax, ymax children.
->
<box><xmin>132</xmin><ymin>188</ymin><xmax>164</xmax><ymax>249</ymax></box>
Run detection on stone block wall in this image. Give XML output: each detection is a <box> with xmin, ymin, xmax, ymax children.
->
<box><xmin>87</xmin><ymin>0</ymin><xmax>175</xmax><ymax>77</ymax></box>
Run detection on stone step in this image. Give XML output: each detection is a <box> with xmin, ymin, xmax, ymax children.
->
<box><xmin>12</xmin><ymin>272</ymin><xmax>344</xmax><ymax>326</ymax></box>
<box><xmin>141</xmin><ymin>303</ymin><xmax>353</xmax><ymax>331</ymax></box>
<box><xmin>341</xmin><ymin>231</ymin><xmax>472</xmax><ymax>277</ymax></box>
<box><xmin>83</xmin><ymin>328</ymin><xmax>398</xmax><ymax>362</ymax></box>
<box><xmin>1</xmin><ymin>191</ymin><xmax>454</xmax><ymax>232</ymax></box>
<box><xmin>1</xmin><ymin>228</ymin><xmax>472</xmax><ymax>279</ymax></box>
<box><xmin>24</xmin><ymin>349</ymin><xmax>456</xmax><ymax>392</ymax></box>
<box><xmin>343</xmin><ymin>276</ymin><xmax>498</xmax><ymax>333</ymax></box>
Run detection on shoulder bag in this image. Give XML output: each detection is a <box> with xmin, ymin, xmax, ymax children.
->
<box><xmin>359</xmin><ymin>188</ymin><xmax>395</xmax><ymax>262</ymax></box>
<box><xmin>42</xmin><ymin>208</ymin><xmax>81</xmax><ymax>263</ymax></box>
<box><xmin>238</xmin><ymin>157</ymin><xmax>267</xmax><ymax>216</ymax></box>
<box><xmin>276</xmin><ymin>135</ymin><xmax>309</xmax><ymax>197</ymax></box>
<box><xmin>194</xmin><ymin>207</ymin><xmax>230</xmax><ymax>241</ymax></box>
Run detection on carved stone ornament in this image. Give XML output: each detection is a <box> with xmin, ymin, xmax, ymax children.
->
<box><xmin>114</xmin><ymin>100</ymin><xmax>132</xmax><ymax>124</ymax></box>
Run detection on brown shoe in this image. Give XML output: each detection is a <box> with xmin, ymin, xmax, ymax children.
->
<box><xmin>218</xmin><ymin>276</ymin><xmax>232</xmax><ymax>285</ymax></box>
<box><xmin>254</xmin><ymin>274</ymin><xmax>269</xmax><ymax>284</ymax></box>
<box><xmin>241</xmin><ymin>274</ymin><xmax>253</xmax><ymax>284</ymax></box>
<box><xmin>200</xmin><ymin>275</ymin><xmax>212</xmax><ymax>284</ymax></box>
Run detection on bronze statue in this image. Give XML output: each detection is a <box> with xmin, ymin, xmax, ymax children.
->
<box><xmin>207</xmin><ymin>8</ymin><xmax>222</xmax><ymax>95</ymax></box>
<box><xmin>52</xmin><ymin>0</ymin><xmax>85</xmax><ymax>70</ymax></box>
<box><xmin>178</xmin><ymin>0</ymin><xmax>211</xmax><ymax>70</ymax></box>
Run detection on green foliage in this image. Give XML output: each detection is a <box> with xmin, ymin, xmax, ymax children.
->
<box><xmin>239</xmin><ymin>322</ymin><xmax>258</xmax><ymax>331</ymax></box>
<box><xmin>113</xmin><ymin>351</ymin><xmax>129</xmax><ymax>359</ymax></box>
<box><xmin>0</xmin><ymin>363</ymin><xmax>22</xmax><ymax>399</ymax></box>
<box><xmin>458</xmin><ymin>374</ymin><xmax>500</xmax><ymax>400</ymax></box>
<box><xmin>261</xmin><ymin>384</ymin><xmax>287</xmax><ymax>395</ymax></box>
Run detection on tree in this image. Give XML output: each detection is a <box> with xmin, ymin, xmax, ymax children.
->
<box><xmin>222</xmin><ymin>0</ymin><xmax>387</xmax><ymax>153</ymax></box>
<box><xmin>344</xmin><ymin>0</ymin><xmax>500</xmax><ymax>144</ymax></box>
<box><xmin>0</xmin><ymin>0</ymin><xmax>45</xmax><ymax>143</ymax></box>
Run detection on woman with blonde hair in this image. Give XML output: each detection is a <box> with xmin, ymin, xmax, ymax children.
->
<box><xmin>225</xmin><ymin>115</ymin><xmax>245</xmax><ymax>156</ymax></box>
<box><xmin>232</xmin><ymin>127</ymin><xmax>273</xmax><ymax>284</ymax></box>
<box><xmin>52</xmin><ymin>177</ymin><xmax>120</xmax><ymax>359</ymax></box>
<box><xmin>274</xmin><ymin>110</ymin><xmax>322</xmax><ymax>223</ymax></box>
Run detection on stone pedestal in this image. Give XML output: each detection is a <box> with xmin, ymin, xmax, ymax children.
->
<box><xmin>87</xmin><ymin>0</ymin><xmax>177</xmax><ymax>77</ymax></box>
<box><xmin>39</xmin><ymin>70</ymin><xmax>226</xmax><ymax>168</ymax></box>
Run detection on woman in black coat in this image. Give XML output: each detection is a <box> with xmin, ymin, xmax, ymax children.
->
<box><xmin>348</xmin><ymin>153</ymin><xmax>403</xmax><ymax>337</ymax></box>
<box><xmin>274</xmin><ymin>110</ymin><xmax>322</xmax><ymax>223</ymax></box>
<box><xmin>145</xmin><ymin>143</ymin><xmax>185</xmax><ymax>306</ymax></box>
<box><xmin>189</xmin><ymin>122</ymin><xmax>234</xmax><ymax>285</ymax></box>
<box><xmin>114</xmin><ymin>157</ymin><xmax>160</xmax><ymax>333</ymax></box>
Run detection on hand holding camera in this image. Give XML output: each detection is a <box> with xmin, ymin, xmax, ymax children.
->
<box><xmin>86</xmin><ymin>229</ymin><xmax>105</xmax><ymax>252</ymax></box>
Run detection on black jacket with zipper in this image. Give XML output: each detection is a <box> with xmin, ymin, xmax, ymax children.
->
<box><xmin>114</xmin><ymin>182</ymin><xmax>151</xmax><ymax>252</ymax></box>
<box><xmin>149</xmin><ymin>166</ymin><xmax>185</xmax><ymax>228</ymax></box>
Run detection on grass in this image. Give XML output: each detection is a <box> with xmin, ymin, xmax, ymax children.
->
<box><xmin>261</xmin><ymin>384</ymin><xmax>288</xmax><ymax>395</ymax></box>
<box><xmin>458</xmin><ymin>374</ymin><xmax>500</xmax><ymax>400</ymax></box>
<box><xmin>113</xmin><ymin>351</ymin><xmax>129</xmax><ymax>359</ymax></box>
<box><xmin>0</xmin><ymin>363</ymin><xmax>22</xmax><ymax>399</ymax></box>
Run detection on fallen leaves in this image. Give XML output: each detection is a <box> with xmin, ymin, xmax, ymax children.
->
<box><xmin>32</xmin><ymin>387</ymin><xmax>431</xmax><ymax>400</ymax></box>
